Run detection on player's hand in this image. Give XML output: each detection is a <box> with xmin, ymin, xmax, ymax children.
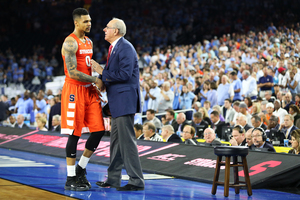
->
<box><xmin>91</xmin><ymin>59</ymin><xmax>103</xmax><ymax>75</ymax></box>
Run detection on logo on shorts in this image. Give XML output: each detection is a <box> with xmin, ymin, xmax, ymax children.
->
<box><xmin>69</xmin><ymin>94</ymin><xmax>75</xmax><ymax>102</ymax></box>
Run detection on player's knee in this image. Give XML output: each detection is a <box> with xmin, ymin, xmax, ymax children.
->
<box><xmin>66</xmin><ymin>134</ymin><xmax>80</xmax><ymax>158</ymax></box>
<box><xmin>85</xmin><ymin>131</ymin><xmax>105</xmax><ymax>151</ymax></box>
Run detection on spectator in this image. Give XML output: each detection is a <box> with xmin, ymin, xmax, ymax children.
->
<box><xmin>251</xmin><ymin>128</ymin><xmax>275</xmax><ymax>152</ymax></box>
<box><xmin>230</xmin><ymin>70</ymin><xmax>242</xmax><ymax>102</ymax></box>
<box><xmin>279</xmin><ymin>114</ymin><xmax>299</xmax><ymax>140</ymax></box>
<box><xmin>146</xmin><ymin>80</ymin><xmax>161</xmax><ymax>112</ymax></box>
<box><xmin>161</xmin><ymin>125</ymin><xmax>182</xmax><ymax>143</ymax></box>
<box><xmin>242</xmin><ymin>70</ymin><xmax>258</xmax><ymax>100</ymax></box>
<box><xmin>212</xmin><ymin>105</ymin><xmax>225</xmax><ymax>122</ymax></box>
<box><xmin>48</xmin><ymin>94</ymin><xmax>61</xmax><ymax>130</ymax></box>
<box><xmin>134</xmin><ymin>123</ymin><xmax>143</xmax><ymax>139</ymax></box>
<box><xmin>273</xmin><ymin>99</ymin><xmax>288</xmax><ymax>123</ymax></box>
<box><xmin>244</xmin><ymin>97</ymin><xmax>253</xmax><ymax>114</ymax></box>
<box><xmin>15</xmin><ymin>90</ymin><xmax>33</xmax><ymax>115</ymax></box>
<box><xmin>161</xmin><ymin>115</ymin><xmax>167</xmax><ymax>126</ymax></box>
<box><xmin>238</xmin><ymin>102</ymin><xmax>252</xmax><ymax>125</ymax></box>
<box><xmin>206</xmin><ymin>81</ymin><xmax>218</xmax><ymax>108</ymax></box>
<box><xmin>289</xmin><ymin>129</ymin><xmax>300</xmax><ymax>155</ymax></box>
<box><xmin>210</xmin><ymin>110</ymin><xmax>227</xmax><ymax>139</ymax></box>
<box><xmin>229</xmin><ymin>125</ymin><xmax>247</xmax><ymax>146</ymax></box>
<box><xmin>172</xmin><ymin>112</ymin><xmax>189</xmax><ymax>134</ymax></box>
<box><xmin>199</xmin><ymin>80</ymin><xmax>209</xmax><ymax>107</ymax></box>
<box><xmin>278</xmin><ymin>67</ymin><xmax>288</xmax><ymax>92</ymax></box>
<box><xmin>142</xmin><ymin>122</ymin><xmax>163</xmax><ymax>142</ymax></box>
<box><xmin>264</xmin><ymin>91</ymin><xmax>276</xmax><ymax>103</ymax></box>
<box><xmin>4</xmin><ymin>115</ymin><xmax>16</xmax><ymax>127</ymax></box>
<box><xmin>34</xmin><ymin>91</ymin><xmax>47</xmax><ymax>115</ymax></box>
<box><xmin>251</xmin><ymin>115</ymin><xmax>268</xmax><ymax>131</ymax></box>
<box><xmin>157</xmin><ymin>82</ymin><xmax>174</xmax><ymax>113</ymax></box>
<box><xmin>245</xmin><ymin>128</ymin><xmax>254</xmax><ymax>149</ymax></box>
<box><xmin>179</xmin><ymin>84</ymin><xmax>197</xmax><ymax>119</ymax></box>
<box><xmin>221</xmin><ymin>99</ymin><xmax>236</xmax><ymax>124</ymax></box>
<box><xmin>164</xmin><ymin>110</ymin><xmax>176</xmax><ymax>126</ymax></box>
<box><xmin>295</xmin><ymin>94</ymin><xmax>300</xmax><ymax>108</ymax></box>
<box><xmin>144</xmin><ymin>109</ymin><xmax>162</xmax><ymax>130</ymax></box>
<box><xmin>199</xmin><ymin>107</ymin><xmax>212</xmax><ymax>126</ymax></box>
<box><xmin>14</xmin><ymin>114</ymin><xmax>29</xmax><ymax>129</ymax></box>
<box><xmin>289</xmin><ymin>104</ymin><xmax>300</xmax><ymax>127</ymax></box>
<box><xmin>287</xmin><ymin>71</ymin><xmax>298</xmax><ymax>100</ymax></box>
<box><xmin>182</xmin><ymin>125</ymin><xmax>198</xmax><ymax>145</ymax></box>
<box><xmin>283</xmin><ymin>92</ymin><xmax>295</xmax><ymax>113</ymax></box>
<box><xmin>192</xmin><ymin>101</ymin><xmax>201</xmax><ymax>113</ymax></box>
<box><xmin>257</xmin><ymin>66</ymin><xmax>274</xmax><ymax>98</ymax></box>
<box><xmin>217</xmin><ymin>75</ymin><xmax>234</xmax><ymax>106</ymax></box>
<box><xmin>36</xmin><ymin>116</ymin><xmax>48</xmax><ymax>131</ymax></box>
<box><xmin>237</xmin><ymin>114</ymin><xmax>253</xmax><ymax>132</ymax></box>
<box><xmin>203</xmin><ymin>128</ymin><xmax>222</xmax><ymax>145</ymax></box>
<box><xmin>0</xmin><ymin>98</ymin><xmax>8</xmax><ymax>122</ymax></box>
<box><xmin>203</xmin><ymin>100</ymin><xmax>213</xmax><ymax>115</ymax></box>
<box><xmin>51</xmin><ymin>114</ymin><xmax>61</xmax><ymax>132</ymax></box>
<box><xmin>191</xmin><ymin>112</ymin><xmax>208</xmax><ymax>138</ymax></box>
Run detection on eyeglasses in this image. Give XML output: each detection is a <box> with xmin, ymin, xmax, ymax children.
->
<box><xmin>204</xmin><ymin>132</ymin><xmax>213</xmax><ymax>135</ymax></box>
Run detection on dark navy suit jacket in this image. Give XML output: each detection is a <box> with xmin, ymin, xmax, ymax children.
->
<box><xmin>100</xmin><ymin>37</ymin><xmax>141</xmax><ymax>118</ymax></box>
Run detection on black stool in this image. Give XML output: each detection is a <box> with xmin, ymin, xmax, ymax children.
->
<box><xmin>211</xmin><ymin>146</ymin><xmax>252</xmax><ymax>197</ymax></box>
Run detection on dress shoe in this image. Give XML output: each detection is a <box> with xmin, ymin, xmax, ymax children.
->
<box><xmin>116</xmin><ymin>184</ymin><xmax>144</xmax><ymax>191</ymax></box>
<box><xmin>96</xmin><ymin>181</ymin><xmax>116</xmax><ymax>188</ymax></box>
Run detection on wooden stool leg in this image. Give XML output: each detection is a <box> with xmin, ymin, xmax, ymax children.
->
<box><xmin>212</xmin><ymin>156</ymin><xmax>222</xmax><ymax>195</ymax></box>
<box><xmin>224</xmin><ymin>156</ymin><xmax>231</xmax><ymax>197</ymax></box>
<box><xmin>233</xmin><ymin>156</ymin><xmax>240</xmax><ymax>194</ymax></box>
<box><xmin>242</xmin><ymin>156</ymin><xmax>252</xmax><ymax>196</ymax></box>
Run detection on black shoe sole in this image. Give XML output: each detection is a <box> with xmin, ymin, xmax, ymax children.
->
<box><xmin>96</xmin><ymin>182</ymin><xmax>116</xmax><ymax>188</ymax></box>
<box><xmin>116</xmin><ymin>187</ymin><xmax>144</xmax><ymax>191</ymax></box>
<box><xmin>64</xmin><ymin>185</ymin><xmax>90</xmax><ymax>191</ymax></box>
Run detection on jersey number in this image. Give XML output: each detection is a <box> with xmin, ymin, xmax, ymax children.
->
<box><xmin>86</xmin><ymin>55</ymin><xmax>91</xmax><ymax>67</ymax></box>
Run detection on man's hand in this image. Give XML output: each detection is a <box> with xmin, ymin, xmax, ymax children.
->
<box><xmin>91</xmin><ymin>59</ymin><xmax>104</xmax><ymax>75</ymax></box>
<box><xmin>230</xmin><ymin>137</ymin><xmax>238</xmax><ymax>146</ymax></box>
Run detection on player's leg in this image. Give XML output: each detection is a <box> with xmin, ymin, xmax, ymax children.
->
<box><xmin>76</xmin><ymin>131</ymin><xmax>105</xmax><ymax>188</ymax></box>
<box><xmin>76</xmin><ymin>87</ymin><xmax>105</xmax><ymax>188</ymax></box>
<box><xmin>61</xmin><ymin>83</ymin><xmax>89</xmax><ymax>191</ymax></box>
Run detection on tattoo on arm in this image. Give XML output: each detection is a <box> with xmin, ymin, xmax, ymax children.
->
<box><xmin>64</xmin><ymin>38</ymin><xmax>97</xmax><ymax>83</ymax></box>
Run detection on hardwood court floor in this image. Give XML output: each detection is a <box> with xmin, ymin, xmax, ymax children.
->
<box><xmin>1</xmin><ymin>147</ymin><xmax>300</xmax><ymax>200</ymax></box>
<box><xmin>0</xmin><ymin>178</ymin><xmax>78</xmax><ymax>200</ymax></box>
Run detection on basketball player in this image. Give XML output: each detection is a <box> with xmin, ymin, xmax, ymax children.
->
<box><xmin>61</xmin><ymin>8</ymin><xmax>105</xmax><ymax>191</ymax></box>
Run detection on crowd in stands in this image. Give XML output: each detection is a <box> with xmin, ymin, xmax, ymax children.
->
<box><xmin>2</xmin><ymin>1</ymin><xmax>300</xmax><ymax>155</ymax></box>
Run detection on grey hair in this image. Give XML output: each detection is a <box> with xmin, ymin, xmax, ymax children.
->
<box><xmin>243</xmin><ymin>70</ymin><xmax>250</xmax><ymax>76</ymax></box>
<box><xmin>212</xmin><ymin>105</ymin><xmax>222</xmax><ymax>113</ymax></box>
<box><xmin>112</xmin><ymin>17</ymin><xmax>126</xmax><ymax>36</ymax></box>
<box><xmin>163</xmin><ymin>81</ymin><xmax>171</xmax><ymax>88</ymax></box>
<box><xmin>53</xmin><ymin>114</ymin><xmax>61</xmax><ymax>121</ymax></box>
<box><xmin>162</xmin><ymin>125</ymin><xmax>174</xmax><ymax>134</ymax></box>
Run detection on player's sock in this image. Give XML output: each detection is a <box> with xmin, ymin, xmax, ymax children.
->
<box><xmin>78</xmin><ymin>155</ymin><xmax>90</xmax><ymax>169</ymax></box>
<box><xmin>67</xmin><ymin>165</ymin><xmax>76</xmax><ymax>177</ymax></box>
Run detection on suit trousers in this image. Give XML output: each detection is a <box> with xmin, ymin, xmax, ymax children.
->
<box><xmin>106</xmin><ymin>114</ymin><xmax>144</xmax><ymax>187</ymax></box>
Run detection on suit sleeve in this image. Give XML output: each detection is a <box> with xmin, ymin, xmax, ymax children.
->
<box><xmin>102</xmin><ymin>45</ymin><xmax>134</xmax><ymax>83</ymax></box>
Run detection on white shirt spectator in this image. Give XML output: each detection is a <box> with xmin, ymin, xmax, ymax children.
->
<box><xmin>273</xmin><ymin>108</ymin><xmax>288</xmax><ymax>124</ymax></box>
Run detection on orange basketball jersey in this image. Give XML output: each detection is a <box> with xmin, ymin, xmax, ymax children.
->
<box><xmin>62</xmin><ymin>33</ymin><xmax>93</xmax><ymax>85</ymax></box>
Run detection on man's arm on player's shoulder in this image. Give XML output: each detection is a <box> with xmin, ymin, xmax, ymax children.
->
<box><xmin>63</xmin><ymin>37</ymin><xmax>97</xmax><ymax>83</ymax></box>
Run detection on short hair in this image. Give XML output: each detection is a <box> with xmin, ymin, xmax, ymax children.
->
<box><xmin>233</xmin><ymin>125</ymin><xmax>245</xmax><ymax>134</ymax></box>
<box><xmin>166</xmin><ymin>110</ymin><xmax>175</xmax><ymax>117</ymax></box>
<box><xmin>243</xmin><ymin>70</ymin><xmax>250</xmax><ymax>76</ymax></box>
<box><xmin>285</xmin><ymin>114</ymin><xmax>294</xmax><ymax>121</ymax></box>
<box><xmin>269</xmin><ymin>115</ymin><xmax>279</xmax><ymax>123</ymax></box>
<box><xmin>193</xmin><ymin>112</ymin><xmax>203</xmax><ymax>119</ymax></box>
<box><xmin>134</xmin><ymin>123</ymin><xmax>143</xmax><ymax>131</ymax></box>
<box><xmin>210</xmin><ymin>110</ymin><xmax>219</xmax><ymax>117</ymax></box>
<box><xmin>53</xmin><ymin>115</ymin><xmax>61</xmax><ymax>121</ymax></box>
<box><xmin>185</xmin><ymin>125</ymin><xmax>196</xmax><ymax>137</ymax></box>
<box><xmin>239</xmin><ymin>114</ymin><xmax>247</xmax><ymax>122</ymax></box>
<box><xmin>212</xmin><ymin>105</ymin><xmax>221</xmax><ymax>114</ymax></box>
<box><xmin>251</xmin><ymin>115</ymin><xmax>261</xmax><ymax>123</ymax></box>
<box><xmin>224</xmin><ymin>98</ymin><xmax>232</xmax><ymax>103</ymax></box>
<box><xmin>163</xmin><ymin>81</ymin><xmax>170</xmax><ymax>87</ymax></box>
<box><xmin>146</xmin><ymin>109</ymin><xmax>155</xmax><ymax>114</ymax></box>
<box><xmin>204</xmin><ymin>100</ymin><xmax>211</xmax><ymax>106</ymax></box>
<box><xmin>162</xmin><ymin>125</ymin><xmax>174</xmax><ymax>134</ymax></box>
<box><xmin>233</xmin><ymin>101</ymin><xmax>240</xmax><ymax>107</ymax></box>
<box><xmin>112</xmin><ymin>17</ymin><xmax>126</xmax><ymax>36</ymax></box>
<box><xmin>72</xmin><ymin>8</ymin><xmax>89</xmax><ymax>21</ymax></box>
<box><xmin>143</xmin><ymin>122</ymin><xmax>156</xmax><ymax>132</ymax></box>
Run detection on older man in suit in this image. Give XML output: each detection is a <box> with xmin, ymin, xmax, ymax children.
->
<box><xmin>92</xmin><ymin>18</ymin><xmax>144</xmax><ymax>191</ymax></box>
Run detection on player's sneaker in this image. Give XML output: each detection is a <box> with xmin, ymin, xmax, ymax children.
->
<box><xmin>64</xmin><ymin>176</ymin><xmax>89</xmax><ymax>191</ymax></box>
<box><xmin>76</xmin><ymin>165</ymin><xmax>92</xmax><ymax>189</ymax></box>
